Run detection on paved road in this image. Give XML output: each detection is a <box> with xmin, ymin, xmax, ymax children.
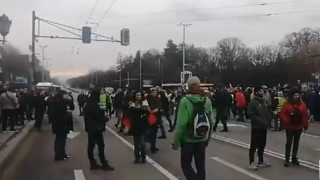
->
<box><xmin>1</xmin><ymin>95</ymin><xmax>319</xmax><ymax>180</ymax></box>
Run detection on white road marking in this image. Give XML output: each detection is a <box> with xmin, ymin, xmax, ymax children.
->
<box><xmin>211</xmin><ymin>157</ymin><xmax>269</xmax><ymax>180</ymax></box>
<box><xmin>303</xmin><ymin>133</ymin><xmax>320</xmax><ymax>139</ymax></box>
<box><xmin>105</xmin><ymin>125</ymin><xmax>179</xmax><ymax>180</ymax></box>
<box><xmin>67</xmin><ymin>131</ymin><xmax>80</xmax><ymax>139</ymax></box>
<box><xmin>217</xmin><ymin>123</ymin><xmax>247</xmax><ymax>128</ymax></box>
<box><xmin>212</xmin><ymin>134</ymin><xmax>319</xmax><ymax>170</ymax></box>
<box><xmin>74</xmin><ymin>169</ymin><xmax>86</xmax><ymax>180</ymax></box>
<box><xmin>316</xmin><ymin>149</ymin><xmax>320</xmax><ymax>151</ymax></box>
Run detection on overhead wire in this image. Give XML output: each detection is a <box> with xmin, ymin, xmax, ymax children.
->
<box><xmin>86</xmin><ymin>0</ymin><xmax>100</xmax><ymax>24</ymax></box>
<box><xmin>94</xmin><ymin>0</ymin><xmax>117</xmax><ymax>31</ymax></box>
<box><xmin>103</xmin><ymin>8</ymin><xmax>320</xmax><ymax>27</ymax></box>
<box><xmin>105</xmin><ymin>0</ymin><xmax>297</xmax><ymax>19</ymax></box>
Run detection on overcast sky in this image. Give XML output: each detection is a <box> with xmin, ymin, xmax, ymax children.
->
<box><xmin>2</xmin><ymin>0</ymin><xmax>320</xmax><ymax>80</ymax></box>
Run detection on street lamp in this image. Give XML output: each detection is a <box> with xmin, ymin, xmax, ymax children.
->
<box><xmin>0</xmin><ymin>14</ymin><xmax>12</xmax><ymax>44</ymax></box>
<box><xmin>178</xmin><ymin>23</ymin><xmax>192</xmax><ymax>87</ymax></box>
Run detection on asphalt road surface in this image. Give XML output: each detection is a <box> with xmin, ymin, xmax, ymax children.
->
<box><xmin>1</xmin><ymin>95</ymin><xmax>319</xmax><ymax>180</ymax></box>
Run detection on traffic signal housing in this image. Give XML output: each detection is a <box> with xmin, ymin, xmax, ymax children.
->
<box><xmin>82</xmin><ymin>26</ymin><xmax>91</xmax><ymax>44</ymax></box>
<box><xmin>121</xmin><ymin>28</ymin><xmax>130</xmax><ymax>46</ymax></box>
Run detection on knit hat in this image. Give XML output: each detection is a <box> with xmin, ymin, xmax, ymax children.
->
<box><xmin>254</xmin><ymin>86</ymin><xmax>263</xmax><ymax>93</ymax></box>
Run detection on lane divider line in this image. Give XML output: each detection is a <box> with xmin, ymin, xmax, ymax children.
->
<box><xmin>211</xmin><ymin>157</ymin><xmax>269</xmax><ymax>180</ymax></box>
<box><xmin>105</xmin><ymin>125</ymin><xmax>179</xmax><ymax>180</ymax></box>
<box><xmin>74</xmin><ymin>169</ymin><xmax>86</xmax><ymax>180</ymax></box>
<box><xmin>212</xmin><ymin>134</ymin><xmax>319</xmax><ymax>170</ymax></box>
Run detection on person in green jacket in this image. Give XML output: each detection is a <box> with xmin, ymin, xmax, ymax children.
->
<box><xmin>172</xmin><ymin>76</ymin><xmax>214</xmax><ymax>180</ymax></box>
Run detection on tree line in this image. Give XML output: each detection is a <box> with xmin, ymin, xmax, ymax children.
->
<box><xmin>67</xmin><ymin>27</ymin><xmax>320</xmax><ymax>89</ymax></box>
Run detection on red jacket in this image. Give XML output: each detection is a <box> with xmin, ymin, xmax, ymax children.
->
<box><xmin>280</xmin><ymin>102</ymin><xmax>309</xmax><ymax>130</ymax></box>
<box><xmin>236</xmin><ymin>92</ymin><xmax>246</xmax><ymax>108</ymax></box>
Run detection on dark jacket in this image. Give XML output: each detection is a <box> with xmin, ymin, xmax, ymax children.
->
<box><xmin>77</xmin><ymin>94</ymin><xmax>86</xmax><ymax>105</ymax></box>
<box><xmin>247</xmin><ymin>96</ymin><xmax>271</xmax><ymax>129</ymax></box>
<box><xmin>84</xmin><ymin>90</ymin><xmax>107</xmax><ymax>134</ymax></box>
<box><xmin>51</xmin><ymin>95</ymin><xmax>74</xmax><ymax>134</ymax></box>
<box><xmin>129</xmin><ymin>102</ymin><xmax>148</xmax><ymax>136</ymax></box>
<box><xmin>215</xmin><ymin>89</ymin><xmax>232</xmax><ymax>110</ymax></box>
<box><xmin>35</xmin><ymin>95</ymin><xmax>46</xmax><ymax>113</ymax></box>
<box><xmin>114</xmin><ymin>92</ymin><xmax>124</xmax><ymax>109</ymax></box>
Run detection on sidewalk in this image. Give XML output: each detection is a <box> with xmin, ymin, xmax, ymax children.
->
<box><xmin>0</xmin><ymin>120</ymin><xmax>34</xmax><ymax>174</ymax></box>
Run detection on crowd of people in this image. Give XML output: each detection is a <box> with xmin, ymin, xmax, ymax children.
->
<box><xmin>0</xmin><ymin>77</ymin><xmax>315</xmax><ymax>180</ymax></box>
<box><xmin>90</xmin><ymin>78</ymin><xmax>312</xmax><ymax>179</ymax></box>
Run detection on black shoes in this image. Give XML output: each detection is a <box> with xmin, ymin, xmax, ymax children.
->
<box><xmin>90</xmin><ymin>164</ymin><xmax>102</xmax><ymax>170</ymax></box>
<box><xmin>102</xmin><ymin>164</ymin><xmax>115</xmax><ymax>171</ymax></box>
<box><xmin>158</xmin><ymin>136</ymin><xmax>166</xmax><ymax>139</ymax></box>
<box><xmin>151</xmin><ymin>147</ymin><xmax>159</xmax><ymax>153</ymax></box>
<box><xmin>134</xmin><ymin>158</ymin><xmax>140</xmax><ymax>164</ymax></box>
<box><xmin>292</xmin><ymin>159</ymin><xmax>300</xmax><ymax>165</ymax></box>
<box><xmin>141</xmin><ymin>158</ymin><xmax>146</xmax><ymax>164</ymax></box>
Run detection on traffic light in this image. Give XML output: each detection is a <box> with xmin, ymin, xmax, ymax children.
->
<box><xmin>82</xmin><ymin>26</ymin><xmax>91</xmax><ymax>44</ymax></box>
<box><xmin>121</xmin><ymin>28</ymin><xmax>130</xmax><ymax>46</ymax></box>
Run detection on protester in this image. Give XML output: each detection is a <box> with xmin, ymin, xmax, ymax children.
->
<box><xmin>34</xmin><ymin>91</ymin><xmax>46</xmax><ymax>131</ymax></box>
<box><xmin>173</xmin><ymin>76</ymin><xmax>214</xmax><ymax>180</ymax></box>
<box><xmin>147</xmin><ymin>88</ymin><xmax>161</xmax><ymax>153</ymax></box>
<box><xmin>159</xmin><ymin>90</ymin><xmax>174</xmax><ymax>132</ymax></box>
<box><xmin>114</xmin><ymin>89</ymin><xmax>124</xmax><ymax>128</ymax></box>
<box><xmin>51</xmin><ymin>90</ymin><xmax>74</xmax><ymax>161</ymax></box>
<box><xmin>0</xmin><ymin>86</ymin><xmax>18</xmax><ymax>132</ymax></box>
<box><xmin>273</xmin><ymin>91</ymin><xmax>286</xmax><ymax>131</ymax></box>
<box><xmin>213</xmin><ymin>85</ymin><xmax>232</xmax><ymax>132</ymax></box>
<box><xmin>173</xmin><ymin>90</ymin><xmax>183</xmax><ymax>130</ymax></box>
<box><xmin>84</xmin><ymin>89</ymin><xmax>114</xmax><ymax>171</ymax></box>
<box><xmin>247</xmin><ymin>86</ymin><xmax>272</xmax><ymax>170</ymax></box>
<box><xmin>129</xmin><ymin>91</ymin><xmax>148</xmax><ymax>164</ymax></box>
<box><xmin>280</xmin><ymin>89</ymin><xmax>309</xmax><ymax>167</ymax></box>
<box><xmin>235</xmin><ymin>89</ymin><xmax>246</xmax><ymax>122</ymax></box>
<box><xmin>77</xmin><ymin>91</ymin><xmax>86</xmax><ymax>116</ymax></box>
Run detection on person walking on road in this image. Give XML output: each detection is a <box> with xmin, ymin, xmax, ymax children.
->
<box><xmin>213</xmin><ymin>85</ymin><xmax>232</xmax><ymax>132</ymax></box>
<box><xmin>0</xmin><ymin>86</ymin><xmax>18</xmax><ymax>132</ymax></box>
<box><xmin>51</xmin><ymin>90</ymin><xmax>74</xmax><ymax>161</ymax></box>
<box><xmin>129</xmin><ymin>91</ymin><xmax>149</xmax><ymax>164</ymax></box>
<box><xmin>247</xmin><ymin>86</ymin><xmax>272</xmax><ymax>170</ymax></box>
<box><xmin>84</xmin><ymin>89</ymin><xmax>114</xmax><ymax>171</ymax></box>
<box><xmin>172</xmin><ymin>76</ymin><xmax>214</xmax><ymax>180</ymax></box>
<box><xmin>77</xmin><ymin>91</ymin><xmax>86</xmax><ymax>116</ymax></box>
<box><xmin>159</xmin><ymin>90</ymin><xmax>174</xmax><ymax>132</ymax></box>
<box><xmin>147</xmin><ymin>89</ymin><xmax>161</xmax><ymax>153</ymax></box>
<box><xmin>34</xmin><ymin>91</ymin><xmax>46</xmax><ymax>131</ymax></box>
<box><xmin>235</xmin><ymin>89</ymin><xmax>246</xmax><ymax>122</ymax></box>
<box><xmin>280</xmin><ymin>89</ymin><xmax>309</xmax><ymax>167</ymax></box>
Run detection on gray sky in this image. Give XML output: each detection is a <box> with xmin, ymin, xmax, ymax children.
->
<box><xmin>2</xmin><ymin>0</ymin><xmax>320</xmax><ymax>80</ymax></box>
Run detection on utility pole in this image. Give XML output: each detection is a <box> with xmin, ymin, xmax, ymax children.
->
<box><xmin>139</xmin><ymin>52</ymin><xmax>142</xmax><ymax>91</ymax></box>
<box><xmin>39</xmin><ymin>45</ymin><xmax>47</xmax><ymax>82</ymax></box>
<box><xmin>32</xmin><ymin>11</ymin><xmax>36</xmax><ymax>84</ymax></box>
<box><xmin>178</xmin><ymin>23</ymin><xmax>191</xmax><ymax>87</ymax></box>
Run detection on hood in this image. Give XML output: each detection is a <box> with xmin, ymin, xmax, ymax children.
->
<box><xmin>185</xmin><ymin>94</ymin><xmax>207</xmax><ymax>104</ymax></box>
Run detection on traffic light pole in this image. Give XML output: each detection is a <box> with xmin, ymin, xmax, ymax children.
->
<box><xmin>31</xmin><ymin>10</ymin><xmax>126</xmax><ymax>85</ymax></box>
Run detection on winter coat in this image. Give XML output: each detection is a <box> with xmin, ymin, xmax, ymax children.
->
<box><xmin>173</xmin><ymin>93</ymin><xmax>214</xmax><ymax>147</ymax></box>
<box><xmin>84</xmin><ymin>91</ymin><xmax>107</xmax><ymax>134</ymax></box>
<box><xmin>247</xmin><ymin>96</ymin><xmax>271</xmax><ymax>129</ymax></box>
<box><xmin>0</xmin><ymin>91</ymin><xmax>18</xmax><ymax>110</ymax></box>
<box><xmin>51</xmin><ymin>97</ymin><xmax>74</xmax><ymax>134</ymax></box>
<box><xmin>215</xmin><ymin>90</ymin><xmax>232</xmax><ymax>110</ymax></box>
<box><xmin>114</xmin><ymin>92</ymin><xmax>124</xmax><ymax>109</ymax></box>
<box><xmin>129</xmin><ymin>102</ymin><xmax>148</xmax><ymax>137</ymax></box>
<box><xmin>280</xmin><ymin>102</ymin><xmax>309</xmax><ymax>130</ymax></box>
<box><xmin>236</xmin><ymin>92</ymin><xmax>246</xmax><ymax>108</ymax></box>
<box><xmin>77</xmin><ymin>94</ymin><xmax>86</xmax><ymax>105</ymax></box>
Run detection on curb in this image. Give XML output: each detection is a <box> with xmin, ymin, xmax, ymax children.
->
<box><xmin>0</xmin><ymin>121</ymin><xmax>34</xmax><ymax>176</ymax></box>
